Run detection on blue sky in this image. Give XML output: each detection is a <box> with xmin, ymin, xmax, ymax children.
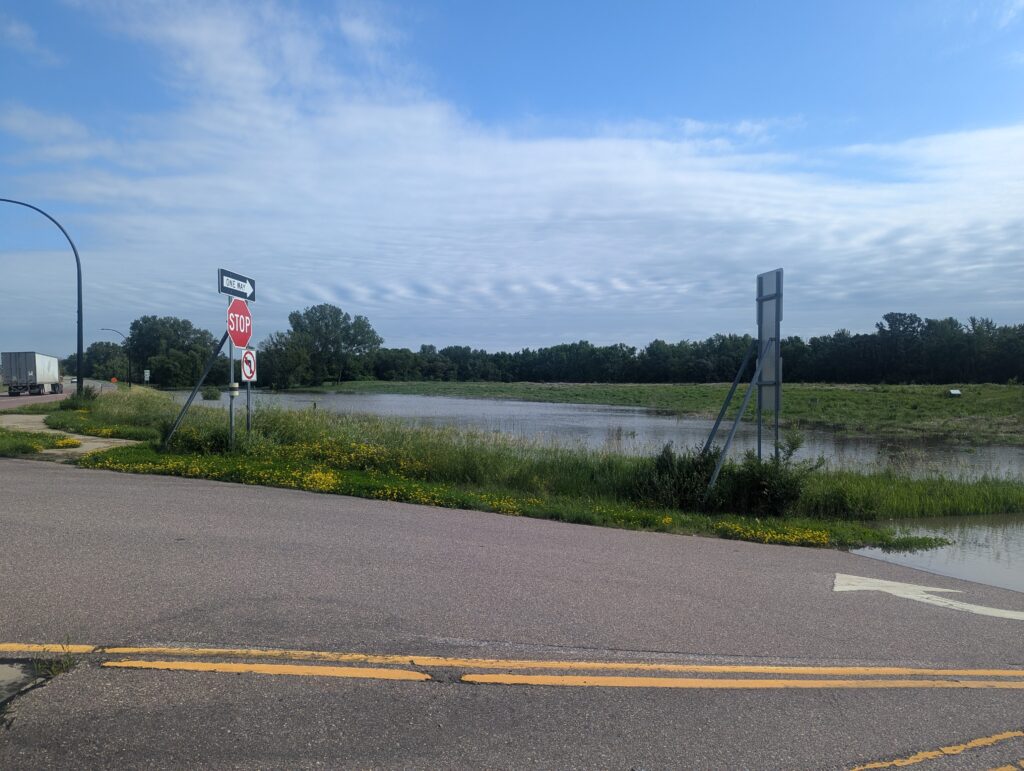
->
<box><xmin>2</xmin><ymin>0</ymin><xmax>1023</xmax><ymax>357</ymax></box>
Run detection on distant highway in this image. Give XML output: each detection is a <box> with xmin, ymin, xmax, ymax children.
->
<box><xmin>0</xmin><ymin>378</ymin><xmax>115</xmax><ymax>410</ymax></box>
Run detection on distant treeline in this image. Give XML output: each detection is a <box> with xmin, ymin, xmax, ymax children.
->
<box><xmin>68</xmin><ymin>307</ymin><xmax>1023</xmax><ymax>388</ymax></box>
<box><xmin>260</xmin><ymin>310</ymin><xmax>1024</xmax><ymax>387</ymax></box>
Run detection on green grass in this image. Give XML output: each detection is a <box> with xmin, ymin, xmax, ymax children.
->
<box><xmin>0</xmin><ymin>427</ymin><xmax>81</xmax><ymax>456</ymax></box>
<box><xmin>50</xmin><ymin>388</ymin><xmax>969</xmax><ymax>551</ymax></box>
<box><xmin>80</xmin><ymin>443</ymin><xmax>937</xmax><ymax>551</ymax></box>
<box><xmin>798</xmin><ymin>471</ymin><xmax>1024</xmax><ymax>520</ymax></box>
<box><xmin>42</xmin><ymin>387</ymin><xmax>171</xmax><ymax>442</ymax></box>
<box><xmin>309</xmin><ymin>380</ymin><xmax>1024</xmax><ymax>445</ymax></box>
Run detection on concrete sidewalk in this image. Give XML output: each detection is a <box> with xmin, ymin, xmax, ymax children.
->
<box><xmin>0</xmin><ymin>412</ymin><xmax>140</xmax><ymax>460</ymax></box>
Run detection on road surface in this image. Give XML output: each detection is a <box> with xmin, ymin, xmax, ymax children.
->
<box><xmin>1</xmin><ymin>458</ymin><xmax>1022</xmax><ymax>769</ymax></box>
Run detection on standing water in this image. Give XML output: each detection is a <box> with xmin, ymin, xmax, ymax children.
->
<box><xmin>0</xmin><ymin>662</ymin><xmax>31</xmax><ymax>704</ymax></box>
<box><xmin>855</xmin><ymin>514</ymin><xmax>1024</xmax><ymax>593</ymax></box>
<box><xmin>181</xmin><ymin>390</ymin><xmax>1024</xmax><ymax>480</ymax></box>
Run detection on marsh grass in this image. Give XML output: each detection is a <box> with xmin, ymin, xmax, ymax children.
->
<box><xmin>798</xmin><ymin>471</ymin><xmax>1024</xmax><ymax>520</ymax></box>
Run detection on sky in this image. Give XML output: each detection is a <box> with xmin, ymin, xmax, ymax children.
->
<box><xmin>2</xmin><ymin>0</ymin><xmax>1023</xmax><ymax>358</ymax></box>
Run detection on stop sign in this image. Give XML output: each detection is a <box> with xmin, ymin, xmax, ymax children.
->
<box><xmin>226</xmin><ymin>298</ymin><xmax>252</xmax><ymax>348</ymax></box>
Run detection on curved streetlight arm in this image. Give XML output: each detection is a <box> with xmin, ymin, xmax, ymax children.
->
<box><xmin>0</xmin><ymin>198</ymin><xmax>83</xmax><ymax>395</ymax></box>
<box><xmin>100</xmin><ymin>327</ymin><xmax>132</xmax><ymax>387</ymax></box>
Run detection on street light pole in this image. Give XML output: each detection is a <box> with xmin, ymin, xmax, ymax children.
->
<box><xmin>1</xmin><ymin>198</ymin><xmax>84</xmax><ymax>396</ymax></box>
<box><xmin>100</xmin><ymin>327</ymin><xmax>131</xmax><ymax>388</ymax></box>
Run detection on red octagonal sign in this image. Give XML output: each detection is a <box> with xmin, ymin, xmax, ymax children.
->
<box><xmin>226</xmin><ymin>298</ymin><xmax>252</xmax><ymax>348</ymax></box>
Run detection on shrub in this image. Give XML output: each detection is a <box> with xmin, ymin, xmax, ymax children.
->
<box><xmin>201</xmin><ymin>385</ymin><xmax>222</xmax><ymax>401</ymax></box>
<box><xmin>631</xmin><ymin>443</ymin><xmax>723</xmax><ymax>511</ymax></box>
<box><xmin>631</xmin><ymin>434</ymin><xmax>821</xmax><ymax>518</ymax></box>
<box><xmin>719</xmin><ymin>451</ymin><xmax>816</xmax><ymax>517</ymax></box>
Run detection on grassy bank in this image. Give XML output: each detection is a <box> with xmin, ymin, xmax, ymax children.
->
<box><xmin>306</xmin><ymin>380</ymin><xmax>1024</xmax><ymax>445</ymax></box>
<box><xmin>0</xmin><ymin>427</ymin><xmax>81</xmax><ymax>456</ymax></box>
<box><xmin>27</xmin><ymin>388</ymin><xmax>1020</xmax><ymax>552</ymax></box>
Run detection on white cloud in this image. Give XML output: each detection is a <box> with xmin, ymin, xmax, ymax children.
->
<box><xmin>999</xmin><ymin>0</ymin><xmax>1024</xmax><ymax>27</ymax></box>
<box><xmin>0</xmin><ymin>14</ymin><xmax>59</xmax><ymax>65</ymax></box>
<box><xmin>0</xmin><ymin>105</ymin><xmax>88</xmax><ymax>142</ymax></box>
<box><xmin>4</xmin><ymin>0</ymin><xmax>1023</xmax><ymax>355</ymax></box>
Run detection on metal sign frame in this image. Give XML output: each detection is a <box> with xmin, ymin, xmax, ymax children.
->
<box><xmin>703</xmin><ymin>268</ymin><xmax>785</xmax><ymax>491</ymax></box>
<box><xmin>756</xmin><ymin>268</ymin><xmax>783</xmax><ymax>460</ymax></box>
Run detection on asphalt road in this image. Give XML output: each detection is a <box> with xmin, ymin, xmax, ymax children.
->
<box><xmin>1</xmin><ymin>458</ymin><xmax>1023</xmax><ymax>769</ymax></box>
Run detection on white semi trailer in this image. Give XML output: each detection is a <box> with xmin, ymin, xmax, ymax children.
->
<box><xmin>2</xmin><ymin>352</ymin><xmax>63</xmax><ymax>396</ymax></box>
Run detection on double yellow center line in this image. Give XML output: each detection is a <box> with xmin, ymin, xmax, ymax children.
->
<box><xmin>4</xmin><ymin>642</ymin><xmax>1024</xmax><ymax>690</ymax></box>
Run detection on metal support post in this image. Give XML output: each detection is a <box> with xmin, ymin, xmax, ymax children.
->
<box><xmin>165</xmin><ymin>332</ymin><xmax>228</xmax><ymax>447</ymax></box>
<box><xmin>228</xmin><ymin>341</ymin><xmax>236</xmax><ymax>450</ymax></box>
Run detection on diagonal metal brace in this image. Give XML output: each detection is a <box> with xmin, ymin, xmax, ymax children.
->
<box><xmin>706</xmin><ymin>339</ymin><xmax>774</xmax><ymax>490</ymax></box>
<box><xmin>702</xmin><ymin>339</ymin><xmax>758</xmax><ymax>454</ymax></box>
<box><xmin>164</xmin><ymin>332</ymin><xmax>229</xmax><ymax>448</ymax></box>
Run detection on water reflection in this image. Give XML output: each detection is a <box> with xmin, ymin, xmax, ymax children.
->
<box><xmin>855</xmin><ymin>515</ymin><xmax>1024</xmax><ymax>594</ymax></box>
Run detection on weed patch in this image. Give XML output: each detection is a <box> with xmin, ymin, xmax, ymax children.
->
<box><xmin>31</xmin><ymin>652</ymin><xmax>77</xmax><ymax>679</ymax></box>
<box><xmin>0</xmin><ymin>428</ymin><xmax>81</xmax><ymax>456</ymax></box>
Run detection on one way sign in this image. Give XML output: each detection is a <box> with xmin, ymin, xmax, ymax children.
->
<box><xmin>218</xmin><ymin>268</ymin><xmax>256</xmax><ymax>302</ymax></box>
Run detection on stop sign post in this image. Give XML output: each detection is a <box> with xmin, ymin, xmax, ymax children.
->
<box><xmin>225</xmin><ymin>297</ymin><xmax>254</xmax><ymax>447</ymax></box>
<box><xmin>164</xmin><ymin>269</ymin><xmax>258</xmax><ymax>450</ymax></box>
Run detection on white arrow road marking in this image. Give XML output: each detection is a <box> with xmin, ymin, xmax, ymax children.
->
<box><xmin>834</xmin><ymin>574</ymin><xmax>1024</xmax><ymax>621</ymax></box>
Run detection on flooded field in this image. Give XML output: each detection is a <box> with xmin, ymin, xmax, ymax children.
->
<box><xmin>186</xmin><ymin>390</ymin><xmax>1024</xmax><ymax>480</ymax></box>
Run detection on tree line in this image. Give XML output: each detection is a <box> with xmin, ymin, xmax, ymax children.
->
<box><xmin>66</xmin><ymin>307</ymin><xmax>1024</xmax><ymax>388</ymax></box>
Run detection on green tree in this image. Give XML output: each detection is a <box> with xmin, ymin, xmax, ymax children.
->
<box><xmin>921</xmin><ymin>317</ymin><xmax>967</xmax><ymax>382</ymax></box>
<box><xmin>285</xmin><ymin>304</ymin><xmax>383</xmax><ymax>383</ymax></box>
<box><xmin>876</xmin><ymin>312</ymin><xmax>924</xmax><ymax>382</ymax></box>
<box><xmin>258</xmin><ymin>331</ymin><xmax>312</xmax><ymax>389</ymax></box>
<box><xmin>126</xmin><ymin>315</ymin><xmax>218</xmax><ymax>387</ymax></box>
<box><xmin>85</xmin><ymin>341</ymin><xmax>128</xmax><ymax>381</ymax></box>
